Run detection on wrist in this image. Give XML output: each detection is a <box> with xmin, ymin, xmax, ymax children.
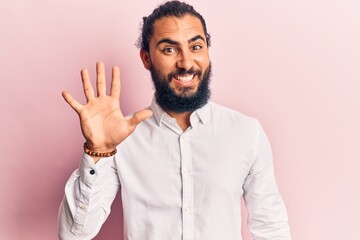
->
<box><xmin>83</xmin><ymin>142</ymin><xmax>117</xmax><ymax>158</ymax></box>
<box><xmin>85</xmin><ymin>141</ymin><xmax>116</xmax><ymax>152</ymax></box>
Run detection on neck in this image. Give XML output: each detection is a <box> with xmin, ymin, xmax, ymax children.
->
<box><xmin>167</xmin><ymin>111</ymin><xmax>192</xmax><ymax>131</ymax></box>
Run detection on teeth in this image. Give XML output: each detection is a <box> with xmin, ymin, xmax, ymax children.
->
<box><xmin>175</xmin><ymin>74</ymin><xmax>194</xmax><ymax>82</ymax></box>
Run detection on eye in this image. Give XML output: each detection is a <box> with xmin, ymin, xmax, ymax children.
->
<box><xmin>162</xmin><ymin>47</ymin><xmax>177</xmax><ymax>55</ymax></box>
<box><xmin>192</xmin><ymin>45</ymin><xmax>202</xmax><ymax>51</ymax></box>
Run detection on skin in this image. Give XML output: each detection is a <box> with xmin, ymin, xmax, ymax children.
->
<box><xmin>62</xmin><ymin>14</ymin><xmax>210</xmax><ymax>163</ymax></box>
<box><xmin>62</xmin><ymin>63</ymin><xmax>153</xmax><ymax>163</ymax></box>
<box><xmin>140</xmin><ymin>14</ymin><xmax>210</xmax><ymax>129</ymax></box>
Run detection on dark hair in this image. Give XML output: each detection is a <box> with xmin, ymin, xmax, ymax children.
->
<box><xmin>138</xmin><ymin>0</ymin><xmax>211</xmax><ymax>52</ymax></box>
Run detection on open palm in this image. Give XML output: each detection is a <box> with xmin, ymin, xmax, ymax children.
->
<box><xmin>62</xmin><ymin>61</ymin><xmax>152</xmax><ymax>153</ymax></box>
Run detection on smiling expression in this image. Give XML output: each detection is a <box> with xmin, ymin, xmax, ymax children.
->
<box><xmin>141</xmin><ymin>14</ymin><xmax>211</xmax><ymax>98</ymax></box>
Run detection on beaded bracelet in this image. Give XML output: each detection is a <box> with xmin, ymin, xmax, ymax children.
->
<box><xmin>83</xmin><ymin>143</ymin><xmax>117</xmax><ymax>157</ymax></box>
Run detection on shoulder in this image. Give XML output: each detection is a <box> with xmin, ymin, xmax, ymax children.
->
<box><xmin>203</xmin><ymin>102</ymin><xmax>265</xmax><ymax>154</ymax></box>
<box><xmin>208</xmin><ymin>101</ymin><xmax>260</xmax><ymax>129</ymax></box>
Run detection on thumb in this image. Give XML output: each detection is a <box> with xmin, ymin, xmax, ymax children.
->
<box><xmin>128</xmin><ymin>109</ymin><xmax>153</xmax><ymax>129</ymax></box>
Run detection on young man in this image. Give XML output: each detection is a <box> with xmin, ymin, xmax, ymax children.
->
<box><xmin>58</xmin><ymin>1</ymin><xmax>291</xmax><ymax>239</ymax></box>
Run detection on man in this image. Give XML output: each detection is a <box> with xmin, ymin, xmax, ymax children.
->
<box><xmin>58</xmin><ymin>1</ymin><xmax>291</xmax><ymax>239</ymax></box>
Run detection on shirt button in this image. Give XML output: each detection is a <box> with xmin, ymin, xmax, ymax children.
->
<box><xmin>185</xmin><ymin>168</ymin><xmax>191</xmax><ymax>174</ymax></box>
<box><xmin>89</xmin><ymin>169</ymin><xmax>95</xmax><ymax>175</ymax></box>
<box><xmin>79</xmin><ymin>203</ymin><xmax>87</xmax><ymax>210</ymax></box>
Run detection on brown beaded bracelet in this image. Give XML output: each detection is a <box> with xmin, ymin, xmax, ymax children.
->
<box><xmin>83</xmin><ymin>143</ymin><xmax>117</xmax><ymax>157</ymax></box>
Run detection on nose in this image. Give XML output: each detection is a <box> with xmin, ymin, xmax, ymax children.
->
<box><xmin>176</xmin><ymin>50</ymin><xmax>194</xmax><ymax>71</ymax></box>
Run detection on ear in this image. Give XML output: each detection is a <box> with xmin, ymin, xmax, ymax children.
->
<box><xmin>140</xmin><ymin>49</ymin><xmax>151</xmax><ymax>70</ymax></box>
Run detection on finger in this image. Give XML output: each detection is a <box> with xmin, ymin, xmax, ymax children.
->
<box><xmin>110</xmin><ymin>66</ymin><xmax>121</xmax><ymax>98</ymax></box>
<box><xmin>81</xmin><ymin>68</ymin><xmax>95</xmax><ymax>101</ymax></box>
<box><xmin>128</xmin><ymin>109</ymin><xmax>153</xmax><ymax>130</ymax></box>
<box><xmin>62</xmin><ymin>91</ymin><xmax>83</xmax><ymax>113</ymax></box>
<box><xmin>96</xmin><ymin>61</ymin><xmax>106</xmax><ymax>96</ymax></box>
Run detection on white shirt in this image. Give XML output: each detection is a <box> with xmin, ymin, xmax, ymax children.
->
<box><xmin>58</xmin><ymin>99</ymin><xmax>291</xmax><ymax>240</ymax></box>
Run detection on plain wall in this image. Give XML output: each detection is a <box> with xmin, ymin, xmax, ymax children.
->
<box><xmin>1</xmin><ymin>0</ymin><xmax>359</xmax><ymax>239</ymax></box>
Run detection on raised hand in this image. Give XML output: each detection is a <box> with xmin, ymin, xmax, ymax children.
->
<box><xmin>62</xmin><ymin>61</ymin><xmax>153</xmax><ymax>156</ymax></box>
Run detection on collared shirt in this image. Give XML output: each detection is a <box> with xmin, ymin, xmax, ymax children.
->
<box><xmin>58</xmin><ymin>99</ymin><xmax>291</xmax><ymax>240</ymax></box>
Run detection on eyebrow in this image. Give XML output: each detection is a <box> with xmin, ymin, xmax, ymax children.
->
<box><xmin>189</xmin><ymin>35</ymin><xmax>205</xmax><ymax>43</ymax></box>
<box><xmin>156</xmin><ymin>35</ymin><xmax>206</xmax><ymax>47</ymax></box>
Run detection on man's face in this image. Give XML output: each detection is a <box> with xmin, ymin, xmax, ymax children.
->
<box><xmin>142</xmin><ymin>14</ymin><xmax>211</xmax><ymax>113</ymax></box>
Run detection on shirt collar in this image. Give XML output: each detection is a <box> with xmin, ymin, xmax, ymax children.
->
<box><xmin>150</xmin><ymin>96</ymin><xmax>211</xmax><ymax>127</ymax></box>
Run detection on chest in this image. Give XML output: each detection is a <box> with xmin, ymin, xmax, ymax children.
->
<box><xmin>116</xmin><ymin>125</ymin><xmax>254</xmax><ymax>204</ymax></box>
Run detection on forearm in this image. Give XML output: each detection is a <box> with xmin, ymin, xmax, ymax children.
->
<box><xmin>58</xmin><ymin>154</ymin><xmax>120</xmax><ymax>239</ymax></box>
<box><xmin>244</xmin><ymin>191</ymin><xmax>291</xmax><ymax>239</ymax></box>
<box><xmin>243</xmin><ymin>121</ymin><xmax>291</xmax><ymax>239</ymax></box>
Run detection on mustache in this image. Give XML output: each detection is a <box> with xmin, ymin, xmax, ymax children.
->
<box><xmin>167</xmin><ymin>68</ymin><xmax>202</xmax><ymax>81</ymax></box>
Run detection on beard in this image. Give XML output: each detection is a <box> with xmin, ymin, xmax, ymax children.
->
<box><xmin>150</xmin><ymin>63</ymin><xmax>212</xmax><ymax>113</ymax></box>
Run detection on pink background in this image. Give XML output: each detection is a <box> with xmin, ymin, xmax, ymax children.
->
<box><xmin>1</xmin><ymin>0</ymin><xmax>359</xmax><ymax>239</ymax></box>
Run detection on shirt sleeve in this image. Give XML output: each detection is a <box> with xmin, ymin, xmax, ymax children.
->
<box><xmin>242</xmin><ymin>121</ymin><xmax>291</xmax><ymax>240</ymax></box>
<box><xmin>58</xmin><ymin>153</ymin><xmax>120</xmax><ymax>240</ymax></box>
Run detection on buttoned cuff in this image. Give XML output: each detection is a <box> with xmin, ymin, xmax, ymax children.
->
<box><xmin>78</xmin><ymin>153</ymin><xmax>114</xmax><ymax>187</ymax></box>
<box><xmin>70</xmin><ymin>153</ymin><xmax>115</xmax><ymax>235</ymax></box>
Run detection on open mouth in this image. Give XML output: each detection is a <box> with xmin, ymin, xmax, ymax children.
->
<box><xmin>172</xmin><ymin>74</ymin><xmax>197</xmax><ymax>87</ymax></box>
<box><xmin>174</xmin><ymin>74</ymin><xmax>195</xmax><ymax>82</ymax></box>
